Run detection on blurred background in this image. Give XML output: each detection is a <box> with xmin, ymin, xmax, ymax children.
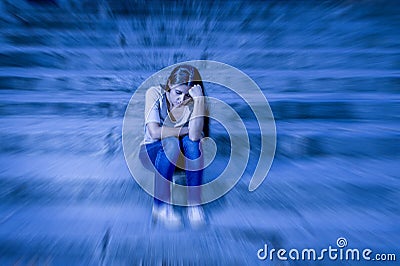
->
<box><xmin>0</xmin><ymin>0</ymin><xmax>399</xmax><ymax>264</ymax></box>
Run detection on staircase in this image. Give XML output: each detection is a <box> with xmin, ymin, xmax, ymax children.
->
<box><xmin>0</xmin><ymin>0</ymin><xmax>399</xmax><ymax>264</ymax></box>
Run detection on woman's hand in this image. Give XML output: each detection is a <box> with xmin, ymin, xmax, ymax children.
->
<box><xmin>189</xmin><ymin>84</ymin><xmax>203</xmax><ymax>98</ymax></box>
<box><xmin>188</xmin><ymin>85</ymin><xmax>205</xmax><ymax>141</ymax></box>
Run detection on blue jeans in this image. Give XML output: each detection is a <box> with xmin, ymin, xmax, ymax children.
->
<box><xmin>139</xmin><ymin>135</ymin><xmax>203</xmax><ymax>206</ymax></box>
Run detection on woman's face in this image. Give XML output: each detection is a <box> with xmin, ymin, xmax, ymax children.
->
<box><xmin>166</xmin><ymin>84</ymin><xmax>191</xmax><ymax>108</ymax></box>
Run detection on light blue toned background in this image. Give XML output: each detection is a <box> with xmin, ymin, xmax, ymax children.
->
<box><xmin>0</xmin><ymin>0</ymin><xmax>399</xmax><ymax>264</ymax></box>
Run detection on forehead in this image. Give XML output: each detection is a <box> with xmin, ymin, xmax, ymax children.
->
<box><xmin>171</xmin><ymin>84</ymin><xmax>190</xmax><ymax>92</ymax></box>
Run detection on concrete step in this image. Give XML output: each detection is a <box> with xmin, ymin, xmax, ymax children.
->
<box><xmin>3</xmin><ymin>1</ymin><xmax>399</xmax><ymax>30</ymax></box>
<box><xmin>0</xmin><ymin>116</ymin><xmax>122</xmax><ymax>155</ymax></box>
<box><xmin>1</xmin><ymin>73</ymin><xmax>399</xmax><ymax>95</ymax></box>
<box><xmin>0</xmin><ymin>115</ymin><xmax>398</xmax><ymax>157</ymax></box>
<box><xmin>1</xmin><ymin>47</ymin><xmax>399</xmax><ymax>70</ymax></box>
<box><xmin>1</xmin><ymin>67</ymin><xmax>398</xmax><ymax>80</ymax></box>
<box><xmin>0</xmin><ymin>91</ymin><xmax>399</xmax><ymax>121</ymax></box>
<box><xmin>274</xmin><ymin>120</ymin><xmax>400</xmax><ymax>157</ymax></box>
<box><xmin>1</xmin><ymin>23</ymin><xmax>399</xmax><ymax>49</ymax></box>
<box><xmin>0</xmin><ymin>156</ymin><xmax>397</xmax><ymax>261</ymax></box>
<box><xmin>2</xmin><ymin>2</ymin><xmax>399</xmax><ymax>49</ymax></box>
<box><xmin>0</xmin><ymin>156</ymin><xmax>398</xmax><ymax>212</ymax></box>
<box><xmin>1</xmin><ymin>68</ymin><xmax>399</xmax><ymax>96</ymax></box>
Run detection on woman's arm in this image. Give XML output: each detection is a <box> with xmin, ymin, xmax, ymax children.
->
<box><xmin>188</xmin><ymin>85</ymin><xmax>205</xmax><ymax>141</ymax></box>
<box><xmin>147</xmin><ymin>123</ymin><xmax>189</xmax><ymax>139</ymax></box>
<box><xmin>145</xmin><ymin>86</ymin><xmax>189</xmax><ymax>140</ymax></box>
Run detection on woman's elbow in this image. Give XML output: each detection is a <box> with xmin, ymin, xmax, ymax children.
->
<box><xmin>149</xmin><ymin>131</ymin><xmax>159</xmax><ymax>140</ymax></box>
<box><xmin>188</xmin><ymin>132</ymin><xmax>202</xmax><ymax>141</ymax></box>
<box><xmin>147</xmin><ymin>125</ymin><xmax>160</xmax><ymax>139</ymax></box>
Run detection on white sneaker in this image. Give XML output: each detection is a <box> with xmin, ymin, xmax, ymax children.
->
<box><xmin>187</xmin><ymin>206</ymin><xmax>205</xmax><ymax>228</ymax></box>
<box><xmin>152</xmin><ymin>204</ymin><xmax>182</xmax><ymax>229</ymax></box>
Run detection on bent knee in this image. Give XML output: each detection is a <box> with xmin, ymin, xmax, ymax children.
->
<box><xmin>183</xmin><ymin>139</ymin><xmax>202</xmax><ymax>160</ymax></box>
